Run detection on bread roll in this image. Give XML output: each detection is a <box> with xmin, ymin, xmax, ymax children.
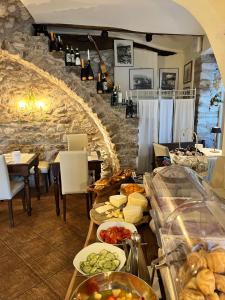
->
<box><xmin>179</xmin><ymin>288</ymin><xmax>205</xmax><ymax>300</ymax></box>
<box><xmin>196</xmin><ymin>269</ymin><xmax>215</xmax><ymax>295</ymax></box>
<box><xmin>187</xmin><ymin>252</ymin><xmax>207</xmax><ymax>271</ymax></box>
<box><xmin>206</xmin><ymin>251</ymin><xmax>225</xmax><ymax>273</ymax></box>
<box><xmin>215</xmin><ymin>274</ymin><xmax>225</xmax><ymax>293</ymax></box>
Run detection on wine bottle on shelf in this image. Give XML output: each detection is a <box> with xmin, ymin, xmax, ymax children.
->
<box><xmin>80</xmin><ymin>59</ymin><xmax>87</xmax><ymax>81</ymax></box>
<box><xmin>57</xmin><ymin>35</ymin><xmax>63</xmax><ymax>51</ymax></box>
<box><xmin>86</xmin><ymin>49</ymin><xmax>94</xmax><ymax>80</ymax></box>
<box><xmin>75</xmin><ymin>48</ymin><xmax>81</xmax><ymax>66</ymax></box>
<box><xmin>70</xmin><ymin>46</ymin><xmax>75</xmax><ymax>66</ymax></box>
<box><xmin>96</xmin><ymin>73</ymin><xmax>103</xmax><ymax>94</ymax></box>
<box><xmin>111</xmin><ymin>86</ymin><xmax>118</xmax><ymax>106</ymax></box>
<box><xmin>65</xmin><ymin>45</ymin><xmax>72</xmax><ymax>66</ymax></box>
<box><xmin>117</xmin><ymin>85</ymin><xmax>123</xmax><ymax>104</ymax></box>
<box><xmin>102</xmin><ymin>74</ymin><xmax>108</xmax><ymax>93</ymax></box>
<box><xmin>49</xmin><ymin>32</ymin><xmax>56</xmax><ymax>52</ymax></box>
<box><xmin>125</xmin><ymin>90</ymin><xmax>129</xmax><ymax>105</ymax></box>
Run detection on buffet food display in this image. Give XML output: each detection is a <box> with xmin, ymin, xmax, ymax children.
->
<box><xmin>148</xmin><ymin>165</ymin><xmax>225</xmax><ymax>300</ymax></box>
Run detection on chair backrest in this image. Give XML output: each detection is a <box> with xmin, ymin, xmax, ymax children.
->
<box><xmin>153</xmin><ymin>143</ymin><xmax>170</xmax><ymax>157</ymax></box>
<box><xmin>67</xmin><ymin>134</ymin><xmax>88</xmax><ymax>151</ymax></box>
<box><xmin>210</xmin><ymin>156</ymin><xmax>225</xmax><ymax>188</ymax></box>
<box><xmin>59</xmin><ymin>151</ymin><xmax>88</xmax><ymax>195</ymax></box>
<box><xmin>0</xmin><ymin>155</ymin><xmax>12</xmax><ymax>200</ymax></box>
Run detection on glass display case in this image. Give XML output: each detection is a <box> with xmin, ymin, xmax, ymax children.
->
<box><xmin>149</xmin><ymin>166</ymin><xmax>225</xmax><ymax>300</ymax></box>
<box><xmin>150</xmin><ymin>165</ymin><xmax>219</xmax><ymax>227</ymax></box>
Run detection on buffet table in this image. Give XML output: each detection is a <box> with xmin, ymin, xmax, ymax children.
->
<box><xmin>65</xmin><ymin>188</ymin><xmax>159</xmax><ymax>300</ymax></box>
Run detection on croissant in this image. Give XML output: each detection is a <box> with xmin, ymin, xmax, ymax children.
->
<box><xmin>185</xmin><ymin>277</ymin><xmax>198</xmax><ymax>290</ymax></box>
<box><xmin>179</xmin><ymin>288</ymin><xmax>205</xmax><ymax>300</ymax></box>
<box><xmin>187</xmin><ymin>252</ymin><xmax>207</xmax><ymax>271</ymax></box>
<box><xmin>206</xmin><ymin>293</ymin><xmax>220</xmax><ymax>300</ymax></box>
<box><xmin>220</xmin><ymin>294</ymin><xmax>225</xmax><ymax>300</ymax></box>
<box><xmin>196</xmin><ymin>269</ymin><xmax>215</xmax><ymax>295</ymax></box>
<box><xmin>206</xmin><ymin>251</ymin><xmax>225</xmax><ymax>273</ymax></box>
<box><xmin>215</xmin><ymin>274</ymin><xmax>225</xmax><ymax>293</ymax></box>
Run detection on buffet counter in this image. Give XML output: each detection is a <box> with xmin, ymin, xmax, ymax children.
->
<box><xmin>65</xmin><ymin>187</ymin><xmax>158</xmax><ymax>300</ymax></box>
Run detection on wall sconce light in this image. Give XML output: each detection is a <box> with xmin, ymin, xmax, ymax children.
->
<box><xmin>18</xmin><ymin>101</ymin><xmax>27</xmax><ymax>109</ymax></box>
<box><xmin>145</xmin><ymin>33</ymin><xmax>152</xmax><ymax>42</ymax></box>
<box><xmin>35</xmin><ymin>100</ymin><xmax>45</xmax><ymax>110</ymax></box>
<box><xmin>101</xmin><ymin>30</ymin><xmax>108</xmax><ymax>39</ymax></box>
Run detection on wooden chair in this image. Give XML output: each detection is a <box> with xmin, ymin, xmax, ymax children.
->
<box><xmin>66</xmin><ymin>134</ymin><xmax>88</xmax><ymax>151</ymax></box>
<box><xmin>209</xmin><ymin>156</ymin><xmax>225</xmax><ymax>200</ymax></box>
<box><xmin>0</xmin><ymin>155</ymin><xmax>26</xmax><ymax>227</ymax></box>
<box><xmin>59</xmin><ymin>150</ymin><xmax>92</xmax><ymax>222</ymax></box>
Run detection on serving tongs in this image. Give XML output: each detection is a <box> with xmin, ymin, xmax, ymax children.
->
<box><xmin>150</xmin><ymin>242</ymin><xmax>186</xmax><ymax>286</ymax></box>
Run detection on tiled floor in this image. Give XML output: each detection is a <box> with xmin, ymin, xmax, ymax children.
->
<box><xmin>0</xmin><ymin>188</ymin><xmax>89</xmax><ymax>299</ymax></box>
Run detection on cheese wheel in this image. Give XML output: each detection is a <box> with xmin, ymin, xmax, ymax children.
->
<box><xmin>123</xmin><ymin>205</ymin><xmax>143</xmax><ymax>224</ymax></box>
<box><xmin>128</xmin><ymin>192</ymin><xmax>148</xmax><ymax>210</ymax></box>
<box><xmin>109</xmin><ymin>194</ymin><xmax>127</xmax><ymax>208</ymax></box>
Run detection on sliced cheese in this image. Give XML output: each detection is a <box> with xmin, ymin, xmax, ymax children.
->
<box><xmin>95</xmin><ymin>204</ymin><xmax>114</xmax><ymax>214</ymax></box>
<box><xmin>128</xmin><ymin>192</ymin><xmax>148</xmax><ymax>210</ymax></box>
<box><xmin>109</xmin><ymin>194</ymin><xmax>127</xmax><ymax>208</ymax></box>
<box><xmin>123</xmin><ymin>205</ymin><xmax>143</xmax><ymax>224</ymax></box>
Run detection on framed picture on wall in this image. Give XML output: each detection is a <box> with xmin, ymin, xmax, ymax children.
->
<box><xmin>129</xmin><ymin>68</ymin><xmax>154</xmax><ymax>90</ymax></box>
<box><xmin>159</xmin><ymin>68</ymin><xmax>179</xmax><ymax>90</ymax></box>
<box><xmin>114</xmin><ymin>40</ymin><xmax>134</xmax><ymax>67</ymax></box>
<box><xmin>183</xmin><ymin>61</ymin><xmax>193</xmax><ymax>84</ymax></box>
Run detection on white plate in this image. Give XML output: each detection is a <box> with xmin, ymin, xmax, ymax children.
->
<box><xmin>97</xmin><ymin>221</ymin><xmax>137</xmax><ymax>244</ymax></box>
<box><xmin>73</xmin><ymin>242</ymin><xmax>126</xmax><ymax>275</ymax></box>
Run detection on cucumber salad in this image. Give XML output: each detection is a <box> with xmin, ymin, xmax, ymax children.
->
<box><xmin>80</xmin><ymin>249</ymin><xmax>120</xmax><ymax>275</ymax></box>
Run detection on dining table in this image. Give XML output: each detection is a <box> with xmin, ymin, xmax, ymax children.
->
<box><xmin>50</xmin><ymin>151</ymin><xmax>103</xmax><ymax>216</ymax></box>
<box><xmin>4</xmin><ymin>152</ymin><xmax>40</xmax><ymax>216</ymax></box>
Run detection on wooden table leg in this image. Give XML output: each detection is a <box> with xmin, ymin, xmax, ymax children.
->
<box><xmin>34</xmin><ymin>165</ymin><xmax>40</xmax><ymax>200</ymax></box>
<box><xmin>53</xmin><ymin>175</ymin><xmax>60</xmax><ymax>216</ymax></box>
<box><xmin>24</xmin><ymin>176</ymin><xmax>32</xmax><ymax>216</ymax></box>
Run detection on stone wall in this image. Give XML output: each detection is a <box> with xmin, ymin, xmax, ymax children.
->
<box><xmin>0</xmin><ymin>0</ymin><xmax>33</xmax><ymax>38</ymax></box>
<box><xmin>194</xmin><ymin>54</ymin><xmax>222</xmax><ymax>147</ymax></box>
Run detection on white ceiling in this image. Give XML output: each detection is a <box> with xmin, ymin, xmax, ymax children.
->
<box><xmin>21</xmin><ymin>0</ymin><xmax>204</xmax><ymax>35</ymax></box>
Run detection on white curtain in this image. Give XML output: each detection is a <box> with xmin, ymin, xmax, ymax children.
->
<box><xmin>137</xmin><ymin>99</ymin><xmax>159</xmax><ymax>173</ymax></box>
<box><xmin>159</xmin><ymin>99</ymin><xmax>173</xmax><ymax>143</ymax></box>
<box><xmin>173</xmin><ymin>98</ymin><xmax>195</xmax><ymax>142</ymax></box>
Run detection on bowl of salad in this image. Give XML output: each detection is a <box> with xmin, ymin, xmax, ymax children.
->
<box><xmin>97</xmin><ymin>221</ymin><xmax>137</xmax><ymax>245</ymax></box>
<box><xmin>73</xmin><ymin>243</ymin><xmax>126</xmax><ymax>276</ymax></box>
<box><xmin>73</xmin><ymin>271</ymin><xmax>158</xmax><ymax>300</ymax></box>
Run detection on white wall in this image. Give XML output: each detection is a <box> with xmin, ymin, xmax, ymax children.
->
<box><xmin>158</xmin><ymin>53</ymin><xmax>184</xmax><ymax>90</ymax></box>
<box><xmin>114</xmin><ymin>48</ymin><xmax>158</xmax><ymax>95</ymax></box>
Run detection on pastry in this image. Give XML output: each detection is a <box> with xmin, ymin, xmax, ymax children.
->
<box><xmin>185</xmin><ymin>277</ymin><xmax>198</xmax><ymax>290</ymax></box>
<box><xmin>95</xmin><ymin>178</ymin><xmax>111</xmax><ymax>186</ymax></box>
<box><xmin>215</xmin><ymin>274</ymin><xmax>225</xmax><ymax>293</ymax></box>
<box><xmin>179</xmin><ymin>288</ymin><xmax>205</xmax><ymax>300</ymax></box>
<box><xmin>206</xmin><ymin>293</ymin><xmax>220</xmax><ymax>300</ymax></box>
<box><xmin>187</xmin><ymin>252</ymin><xmax>207</xmax><ymax>271</ymax></box>
<box><xmin>220</xmin><ymin>294</ymin><xmax>225</xmax><ymax>300</ymax></box>
<box><xmin>121</xmin><ymin>184</ymin><xmax>145</xmax><ymax>196</ymax></box>
<box><xmin>206</xmin><ymin>251</ymin><xmax>225</xmax><ymax>273</ymax></box>
<box><xmin>196</xmin><ymin>269</ymin><xmax>215</xmax><ymax>295</ymax></box>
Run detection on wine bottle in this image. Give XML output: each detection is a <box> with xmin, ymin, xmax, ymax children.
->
<box><xmin>65</xmin><ymin>45</ymin><xmax>71</xmax><ymax>66</ymax></box>
<box><xmin>117</xmin><ymin>85</ymin><xmax>123</xmax><ymax>104</ymax></box>
<box><xmin>57</xmin><ymin>35</ymin><xmax>63</xmax><ymax>51</ymax></box>
<box><xmin>111</xmin><ymin>86</ymin><xmax>118</xmax><ymax>106</ymax></box>
<box><xmin>102</xmin><ymin>74</ymin><xmax>108</xmax><ymax>93</ymax></box>
<box><xmin>80</xmin><ymin>59</ymin><xmax>87</xmax><ymax>81</ymax></box>
<box><xmin>96</xmin><ymin>73</ymin><xmax>103</xmax><ymax>94</ymax></box>
<box><xmin>85</xmin><ymin>49</ymin><xmax>94</xmax><ymax>80</ymax></box>
<box><xmin>75</xmin><ymin>48</ymin><xmax>81</xmax><ymax>66</ymax></box>
<box><xmin>70</xmin><ymin>46</ymin><xmax>75</xmax><ymax>66</ymax></box>
<box><xmin>49</xmin><ymin>32</ymin><xmax>56</xmax><ymax>52</ymax></box>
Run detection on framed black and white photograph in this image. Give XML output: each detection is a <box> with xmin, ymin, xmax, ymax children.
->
<box><xmin>129</xmin><ymin>68</ymin><xmax>154</xmax><ymax>90</ymax></box>
<box><xmin>114</xmin><ymin>40</ymin><xmax>134</xmax><ymax>67</ymax></box>
<box><xmin>183</xmin><ymin>61</ymin><xmax>193</xmax><ymax>84</ymax></box>
<box><xmin>159</xmin><ymin>68</ymin><xmax>179</xmax><ymax>90</ymax></box>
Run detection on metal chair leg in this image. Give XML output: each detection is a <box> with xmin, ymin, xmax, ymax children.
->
<box><xmin>8</xmin><ymin>201</ymin><xmax>14</xmax><ymax>227</ymax></box>
<box><xmin>63</xmin><ymin>195</ymin><xmax>66</xmax><ymax>223</ymax></box>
